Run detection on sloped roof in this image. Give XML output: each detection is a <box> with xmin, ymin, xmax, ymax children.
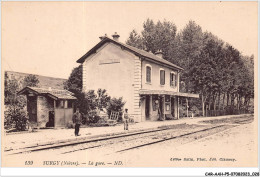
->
<box><xmin>76</xmin><ymin>37</ymin><xmax>183</xmax><ymax>71</ymax></box>
<box><xmin>18</xmin><ymin>86</ymin><xmax>76</xmax><ymax>100</ymax></box>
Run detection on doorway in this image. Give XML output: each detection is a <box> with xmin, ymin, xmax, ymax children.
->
<box><xmin>145</xmin><ymin>95</ymin><xmax>150</xmax><ymax>120</ymax></box>
<box><xmin>171</xmin><ymin>97</ymin><xmax>175</xmax><ymax>117</ymax></box>
<box><xmin>46</xmin><ymin>111</ymin><xmax>55</xmax><ymax>127</ymax></box>
<box><xmin>158</xmin><ymin>96</ymin><xmax>164</xmax><ymax>119</ymax></box>
<box><xmin>27</xmin><ymin>96</ymin><xmax>37</xmax><ymax>123</ymax></box>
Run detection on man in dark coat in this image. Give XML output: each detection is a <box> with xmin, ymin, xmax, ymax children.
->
<box><xmin>72</xmin><ymin>108</ymin><xmax>82</xmax><ymax>136</ymax></box>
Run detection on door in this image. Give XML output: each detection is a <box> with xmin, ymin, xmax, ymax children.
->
<box><xmin>158</xmin><ymin>96</ymin><xmax>164</xmax><ymax>119</ymax></box>
<box><xmin>171</xmin><ymin>97</ymin><xmax>175</xmax><ymax>116</ymax></box>
<box><xmin>27</xmin><ymin>96</ymin><xmax>37</xmax><ymax>123</ymax></box>
<box><xmin>145</xmin><ymin>95</ymin><xmax>150</xmax><ymax>120</ymax></box>
<box><xmin>48</xmin><ymin>111</ymin><xmax>55</xmax><ymax>127</ymax></box>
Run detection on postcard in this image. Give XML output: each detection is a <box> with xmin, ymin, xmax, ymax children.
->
<box><xmin>1</xmin><ymin>1</ymin><xmax>258</xmax><ymax>171</ymax></box>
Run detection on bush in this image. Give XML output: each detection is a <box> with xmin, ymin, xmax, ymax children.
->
<box><xmin>107</xmin><ymin>97</ymin><xmax>125</xmax><ymax>122</ymax></box>
<box><xmin>5</xmin><ymin>104</ymin><xmax>28</xmax><ymax>131</ymax></box>
<box><xmin>87</xmin><ymin>109</ymin><xmax>101</xmax><ymax>124</ymax></box>
<box><xmin>225</xmin><ymin>105</ymin><xmax>236</xmax><ymax>115</ymax></box>
<box><xmin>190</xmin><ymin>105</ymin><xmax>200</xmax><ymax>117</ymax></box>
<box><xmin>179</xmin><ymin>105</ymin><xmax>186</xmax><ymax>118</ymax></box>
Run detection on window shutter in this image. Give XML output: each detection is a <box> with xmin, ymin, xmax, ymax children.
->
<box><xmin>163</xmin><ymin>71</ymin><xmax>165</xmax><ymax>85</ymax></box>
<box><xmin>175</xmin><ymin>74</ymin><xmax>177</xmax><ymax>87</ymax></box>
<box><xmin>160</xmin><ymin>70</ymin><xmax>165</xmax><ymax>85</ymax></box>
<box><xmin>173</xmin><ymin>73</ymin><xmax>175</xmax><ymax>87</ymax></box>
<box><xmin>146</xmin><ymin>66</ymin><xmax>151</xmax><ymax>83</ymax></box>
<box><xmin>160</xmin><ymin>70</ymin><xmax>163</xmax><ymax>85</ymax></box>
<box><xmin>170</xmin><ymin>73</ymin><xmax>173</xmax><ymax>86</ymax></box>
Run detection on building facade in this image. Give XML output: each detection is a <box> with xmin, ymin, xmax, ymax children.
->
<box><xmin>77</xmin><ymin>33</ymin><xmax>199</xmax><ymax>122</ymax></box>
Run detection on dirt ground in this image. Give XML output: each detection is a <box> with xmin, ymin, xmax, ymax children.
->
<box><xmin>114</xmin><ymin>121</ymin><xmax>258</xmax><ymax>167</ymax></box>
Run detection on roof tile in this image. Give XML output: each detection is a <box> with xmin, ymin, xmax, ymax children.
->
<box><xmin>19</xmin><ymin>87</ymin><xmax>76</xmax><ymax>100</ymax></box>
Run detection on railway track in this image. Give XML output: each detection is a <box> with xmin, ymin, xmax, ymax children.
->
<box><xmin>116</xmin><ymin>124</ymin><xmax>228</xmax><ymax>153</ymax></box>
<box><xmin>7</xmin><ymin>116</ymin><xmax>253</xmax><ymax>156</ymax></box>
<box><xmin>114</xmin><ymin>118</ymin><xmax>254</xmax><ymax>154</ymax></box>
<box><xmin>60</xmin><ymin>117</ymin><xmax>253</xmax><ymax>155</ymax></box>
<box><xmin>6</xmin><ymin>123</ymin><xmax>193</xmax><ymax>155</ymax></box>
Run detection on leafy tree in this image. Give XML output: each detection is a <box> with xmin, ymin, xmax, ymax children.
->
<box><xmin>126</xmin><ymin>30</ymin><xmax>144</xmax><ymax>49</ymax></box>
<box><xmin>64</xmin><ymin>65</ymin><xmax>82</xmax><ymax>93</ymax></box>
<box><xmin>190</xmin><ymin>34</ymin><xmax>224</xmax><ymax>115</ymax></box>
<box><xmin>237</xmin><ymin>55</ymin><xmax>254</xmax><ymax>111</ymax></box>
<box><xmin>126</xmin><ymin>19</ymin><xmax>177</xmax><ymax>59</ymax></box>
<box><xmin>171</xmin><ymin>21</ymin><xmax>204</xmax><ymax>93</ymax></box>
<box><xmin>4</xmin><ymin>72</ymin><xmax>26</xmax><ymax>106</ymax></box>
<box><xmin>4</xmin><ymin>75</ymin><xmax>28</xmax><ymax>131</ymax></box>
<box><xmin>96</xmin><ymin>89</ymin><xmax>111</xmax><ymax>111</ymax></box>
<box><xmin>73</xmin><ymin>90</ymin><xmax>97</xmax><ymax>116</ymax></box>
<box><xmin>23</xmin><ymin>74</ymin><xmax>39</xmax><ymax>87</ymax></box>
<box><xmin>4</xmin><ymin>73</ymin><xmax>18</xmax><ymax>105</ymax></box>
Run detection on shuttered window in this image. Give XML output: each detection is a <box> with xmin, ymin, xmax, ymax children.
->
<box><xmin>160</xmin><ymin>70</ymin><xmax>165</xmax><ymax>85</ymax></box>
<box><xmin>175</xmin><ymin>74</ymin><xmax>177</xmax><ymax>87</ymax></box>
<box><xmin>146</xmin><ymin>66</ymin><xmax>151</xmax><ymax>83</ymax></box>
<box><xmin>170</xmin><ymin>73</ymin><xmax>177</xmax><ymax>87</ymax></box>
<box><xmin>170</xmin><ymin>73</ymin><xmax>173</xmax><ymax>86</ymax></box>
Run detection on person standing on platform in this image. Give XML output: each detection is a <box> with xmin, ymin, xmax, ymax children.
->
<box><xmin>72</xmin><ymin>108</ymin><xmax>82</xmax><ymax>136</ymax></box>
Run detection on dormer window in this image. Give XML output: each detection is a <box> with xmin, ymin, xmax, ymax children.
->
<box><xmin>160</xmin><ymin>69</ymin><xmax>165</xmax><ymax>85</ymax></box>
<box><xmin>170</xmin><ymin>72</ymin><xmax>177</xmax><ymax>87</ymax></box>
<box><xmin>146</xmin><ymin>65</ymin><xmax>152</xmax><ymax>83</ymax></box>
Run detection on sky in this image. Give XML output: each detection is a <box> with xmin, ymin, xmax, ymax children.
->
<box><xmin>2</xmin><ymin>1</ymin><xmax>258</xmax><ymax>79</ymax></box>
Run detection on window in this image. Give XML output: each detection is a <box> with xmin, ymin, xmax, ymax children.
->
<box><xmin>170</xmin><ymin>72</ymin><xmax>177</xmax><ymax>87</ymax></box>
<box><xmin>160</xmin><ymin>69</ymin><xmax>165</xmax><ymax>85</ymax></box>
<box><xmin>165</xmin><ymin>103</ymin><xmax>170</xmax><ymax>111</ymax></box>
<box><xmin>56</xmin><ymin>100</ymin><xmax>64</xmax><ymax>108</ymax></box>
<box><xmin>68</xmin><ymin>100</ymin><xmax>73</xmax><ymax>108</ymax></box>
<box><xmin>146</xmin><ymin>66</ymin><xmax>151</xmax><ymax>83</ymax></box>
<box><xmin>64</xmin><ymin>100</ymin><xmax>68</xmax><ymax>108</ymax></box>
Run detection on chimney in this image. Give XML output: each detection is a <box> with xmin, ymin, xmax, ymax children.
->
<box><xmin>112</xmin><ymin>32</ymin><xmax>120</xmax><ymax>41</ymax></box>
<box><xmin>99</xmin><ymin>34</ymin><xmax>107</xmax><ymax>41</ymax></box>
<box><xmin>155</xmin><ymin>50</ymin><xmax>163</xmax><ymax>58</ymax></box>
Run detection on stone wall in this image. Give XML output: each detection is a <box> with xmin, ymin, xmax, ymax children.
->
<box><xmin>37</xmin><ymin>96</ymin><xmax>54</xmax><ymax>128</ymax></box>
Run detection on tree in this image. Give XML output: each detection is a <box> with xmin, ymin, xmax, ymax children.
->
<box><xmin>171</xmin><ymin>21</ymin><xmax>204</xmax><ymax>93</ymax></box>
<box><xmin>190</xmin><ymin>34</ymin><xmax>224</xmax><ymax>115</ymax></box>
<box><xmin>23</xmin><ymin>74</ymin><xmax>39</xmax><ymax>87</ymax></box>
<box><xmin>64</xmin><ymin>65</ymin><xmax>82</xmax><ymax>93</ymax></box>
<box><xmin>4</xmin><ymin>75</ymin><xmax>28</xmax><ymax>131</ymax></box>
<box><xmin>96</xmin><ymin>89</ymin><xmax>111</xmax><ymax>111</ymax></box>
<box><xmin>73</xmin><ymin>90</ymin><xmax>97</xmax><ymax>116</ymax></box>
<box><xmin>126</xmin><ymin>19</ymin><xmax>177</xmax><ymax>59</ymax></box>
<box><xmin>126</xmin><ymin>30</ymin><xmax>144</xmax><ymax>49</ymax></box>
<box><xmin>4</xmin><ymin>72</ymin><xmax>26</xmax><ymax>106</ymax></box>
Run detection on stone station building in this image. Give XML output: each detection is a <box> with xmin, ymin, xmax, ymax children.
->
<box><xmin>18</xmin><ymin>86</ymin><xmax>76</xmax><ymax>128</ymax></box>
